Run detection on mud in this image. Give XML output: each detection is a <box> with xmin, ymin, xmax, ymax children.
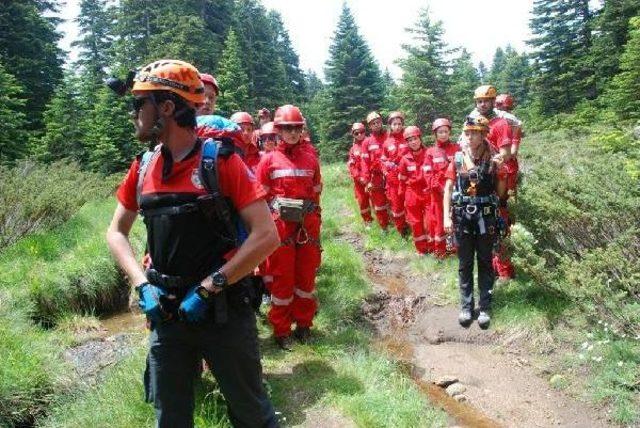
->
<box><xmin>343</xmin><ymin>231</ymin><xmax>611</xmax><ymax>428</ymax></box>
<box><xmin>63</xmin><ymin>311</ymin><xmax>145</xmax><ymax>385</ymax></box>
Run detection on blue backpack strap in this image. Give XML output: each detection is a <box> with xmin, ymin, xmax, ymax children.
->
<box><xmin>199</xmin><ymin>139</ymin><xmax>249</xmax><ymax>246</ymax></box>
<box><xmin>136</xmin><ymin>145</ymin><xmax>161</xmax><ymax>208</ymax></box>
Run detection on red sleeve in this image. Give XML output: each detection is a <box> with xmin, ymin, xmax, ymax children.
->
<box><xmin>116</xmin><ymin>158</ymin><xmax>141</xmax><ymax>212</ymax></box>
<box><xmin>218</xmin><ymin>154</ymin><xmax>266</xmax><ymax>210</ymax></box>
<box><xmin>493</xmin><ymin>120</ymin><xmax>512</xmax><ymax>149</ymax></box>
<box><xmin>444</xmin><ymin>161</ymin><xmax>456</xmax><ymax>181</ymax></box>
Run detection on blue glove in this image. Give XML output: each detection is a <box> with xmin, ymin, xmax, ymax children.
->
<box><xmin>178</xmin><ymin>286</ymin><xmax>211</xmax><ymax>323</ymax></box>
<box><xmin>136</xmin><ymin>282</ymin><xmax>171</xmax><ymax>323</ymax></box>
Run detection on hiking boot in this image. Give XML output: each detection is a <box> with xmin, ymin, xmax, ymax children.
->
<box><xmin>274</xmin><ymin>335</ymin><xmax>293</xmax><ymax>351</ymax></box>
<box><xmin>458</xmin><ymin>309</ymin><xmax>473</xmax><ymax>327</ymax></box>
<box><xmin>400</xmin><ymin>225</ymin><xmax>411</xmax><ymax>238</ymax></box>
<box><xmin>478</xmin><ymin>311</ymin><xmax>491</xmax><ymax>329</ymax></box>
<box><xmin>293</xmin><ymin>326</ymin><xmax>311</xmax><ymax>343</ymax></box>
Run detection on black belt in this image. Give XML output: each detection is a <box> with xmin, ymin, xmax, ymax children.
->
<box><xmin>145</xmin><ymin>268</ymin><xmax>202</xmax><ymax>290</ymax></box>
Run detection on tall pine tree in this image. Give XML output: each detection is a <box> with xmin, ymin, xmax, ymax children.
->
<box><xmin>216</xmin><ymin>29</ymin><xmax>250</xmax><ymax>114</ymax></box>
<box><xmin>396</xmin><ymin>7</ymin><xmax>453</xmax><ymax>129</ymax></box>
<box><xmin>322</xmin><ymin>3</ymin><xmax>384</xmax><ymax>160</ymax></box>
<box><xmin>448</xmin><ymin>49</ymin><xmax>481</xmax><ymax>121</ymax></box>
<box><xmin>0</xmin><ymin>1</ymin><xmax>64</xmax><ymax>130</ymax></box>
<box><xmin>72</xmin><ymin>0</ymin><xmax>114</xmax><ymax>84</ymax></box>
<box><xmin>603</xmin><ymin>16</ymin><xmax>640</xmax><ymax>121</ymax></box>
<box><xmin>590</xmin><ymin>0</ymin><xmax>640</xmax><ymax>94</ymax></box>
<box><xmin>0</xmin><ymin>62</ymin><xmax>28</xmax><ymax>163</ymax></box>
<box><xmin>35</xmin><ymin>75</ymin><xmax>86</xmax><ymax>165</ymax></box>
<box><xmin>267</xmin><ymin>10</ymin><xmax>306</xmax><ymax>102</ymax></box>
<box><xmin>528</xmin><ymin>0</ymin><xmax>595</xmax><ymax>114</ymax></box>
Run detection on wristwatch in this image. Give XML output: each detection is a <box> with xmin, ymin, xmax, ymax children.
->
<box><xmin>210</xmin><ymin>271</ymin><xmax>228</xmax><ymax>289</ymax></box>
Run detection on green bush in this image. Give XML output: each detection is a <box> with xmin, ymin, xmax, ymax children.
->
<box><xmin>513</xmin><ymin>127</ymin><xmax>640</xmax><ymax>336</ymax></box>
<box><xmin>0</xmin><ymin>159</ymin><xmax>115</xmax><ymax>248</ymax></box>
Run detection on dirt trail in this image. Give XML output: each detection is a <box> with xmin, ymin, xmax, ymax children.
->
<box><xmin>343</xmin><ymin>231</ymin><xmax>610</xmax><ymax>428</ymax></box>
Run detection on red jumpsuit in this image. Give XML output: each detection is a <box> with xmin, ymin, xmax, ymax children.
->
<box><xmin>398</xmin><ymin>148</ymin><xmax>430</xmax><ymax>254</ymax></box>
<box><xmin>382</xmin><ymin>132</ymin><xmax>408</xmax><ymax>233</ymax></box>
<box><xmin>257</xmin><ymin>141</ymin><xmax>322</xmax><ymax>338</ymax></box>
<box><xmin>239</xmin><ymin>140</ymin><xmax>261</xmax><ymax>173</ymax></box>
<box><xmin>348</xmin><ymin>140</ymin><xmax>373</xmax><ymax>223</ymax></box>
<box><xmin>486</xmin><ymin>116</ymin><xmax>515</xmax><ymax>279</ymax></box>
<box><xmin>425</xmin><ymin>140</ymin><xmax>460</xmax><ymax>256</ymax></box>
<box><xmin>361</xmin><ymin>131</ymin><xmax>390</xmax><ymax>229</ymax></box>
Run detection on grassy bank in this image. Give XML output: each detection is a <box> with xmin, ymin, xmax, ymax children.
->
<box><xmin>40</xmin><ymin>164</ymin><xmax>446</xmax><ymax>427</ymax></box>
<box><xmin>0</xmin><ymin>197</ymin><xmax>144</xmax><ymax>426</ymax></box>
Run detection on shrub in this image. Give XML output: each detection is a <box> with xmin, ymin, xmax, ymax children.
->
<box><xmin>0</xmin><ymin>159</ymin><xmax>115</xmax><ymax>247</ymax></box>
<box><xmin>513</xmin><ymin>126</ymin><xmax>640</xmax><ymax>335</ymax></box>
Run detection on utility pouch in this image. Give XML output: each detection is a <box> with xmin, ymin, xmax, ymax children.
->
<box><xmin>273</xmin><ymin>197</ymin><xmax>306</xmax><ymax>222</ymax></box>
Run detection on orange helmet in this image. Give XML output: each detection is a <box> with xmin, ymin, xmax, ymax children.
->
<box><xmin>261</xmin><ymin>121</ymin><xmax>276</xmax><ymax>135</ymax></box>
<box><xmin>463</xmin><ymin>115</ymin><xmax>490</xmax><ymax>133</ymax></box>
<box><xmin>403</xmin><ymin>126</ymin><xmax>422</xmax><ymax>140</ymax></box>
<box><xmin>230</xmin><ymin>111</ymin><xmax>254</xmax><ymax>125</ymax></box>
<box><xmin>351</xmin><ymin>122</ymin><xmax>366</xmax><ymax>132</ymax></box>
<box><xmin>199</xmin><ymin>73</ymin><xmax>219</xmax><ymax>96</ymax></box>
<box><xmin>387</xmin><ymin>111</ymin><xmax>405</xmax><ymax>124</ymax></box>
<box><xmin>473</xmin><ymin>85</ymin><xmax>497</xmax><ymax>100</ymax></box>
<box><xmin>496</xmin><ymin>93</ymin><xmax>515</xmax><ymax>110</ymax></box>
<box><xmin>431</xmin><ymin>118</ymin><xmax>452</xmax><ymax>132</ymax></box>
<box><xmin>366</xmin><ymin>111</ymin><xmax>382</xmax><ymax>124</ymax></box>
<box><xmin>132</xmin><ymin>59</ymin><xmax>205</xmax><ymax>104</ymax></box>
<box><xmin>274</xmin><ymin>104</ymin><xmax>305</xmax><ymax>126</ymax></box>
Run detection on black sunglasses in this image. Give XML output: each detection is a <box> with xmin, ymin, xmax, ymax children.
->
<box><xmin>261</xmin><ymin>135</ymin><xmax>279</xmax><ymax>142</ymax></box>
<box><xmin>280</xmin><ymin>124</ymin><xmax>303</xmax><ymax>132</ymax></box>
<box><xmin>131</xmin><ymin>96</ymin><xmax>151</xmax><ymax>113</ymax></box>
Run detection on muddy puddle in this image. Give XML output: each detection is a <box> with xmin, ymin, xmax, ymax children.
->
<box><xmin>349</xmin><ymin>229</ymin><xmax>611</xmax><ymax>428</ymax></box>
<box><xmin>64</xmin><ymin>310</ymin><xmax>145</xmax><ymax>384</ymax></box>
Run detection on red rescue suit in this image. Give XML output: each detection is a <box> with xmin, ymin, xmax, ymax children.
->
<box><xmin>361</xmin><ymin>131</ymin><xmax>390</xmax><ymax>229</ymax></box>
<box><xmin>398</xmin><ymin>147</ymin><xmax>430</xmax><ymax>254</ymax></box>
<box><xmin>486</xmin><ymin>116</ymin><xmax>515</xmax><ymax>279</ymax></box>
<box><xmin>348</xmin><ymin>140</ymin><xmax>373</xmax><ymax>223</ymax></box>
<box><xmin>257</xmin><ymin>141</ymin><xmax>322</xmax><ymax>338</ymax></box>
<box><xmin>425</xmin><ymin>140</ymin><xmax>460</xmax><ymax>256</ymax></box>
<box><xmin>382</xmin><ymin>132</ymin><xmax>408</xmax><ymax>233</ymax></box>
<box><xmin>239</xmin><ymin>139</ymin><xmax>261</xmax><ymax>173</ymax></box>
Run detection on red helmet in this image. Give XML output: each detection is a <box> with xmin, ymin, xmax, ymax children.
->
<box><xmin>199</xmin><ymin>73</ymin><xmax>220</xmax><ymax>96</ymax></box>
<box><xmin>431</xmin><ymin>118</ymin><xmax>452</xmax><ymax>132</ymax></box>
<box><xmin>230</xmin><ymin>111</ymin><xmax>254</xmax><ymax>125</ymax></box>
<box><xmin>496</xmin><ymin>94</ymin><xmax>515</xmax><ymax>110</ymax></box>
<box><xmin>351</xmin><ymin>122</ymin><xmax>366</xmax><ymax>132</ymax></box>
<box><xmin>403</xmin><ymin>126</ymin><xmax>422</xmax><ymax>140</ymax></box>
<box><xmin>261</xmin><ymin>121</ymin><xmax>276</xmax><ymax>135</ymax></box>
<box><xmin>366</xmin><ymin>111</ymin><xmax>382</xmax><ymax>124</ymax></box>
<box><xmin>274</xmin><ymin>104</ymin><xmax>305</xmax><ymax>126</ymax></box>
<box><xmin>387</xmin><ymin>111</ymin><xmax>405</xmax><ymax>124</ymax></box>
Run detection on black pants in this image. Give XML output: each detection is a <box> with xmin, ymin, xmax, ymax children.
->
<box><xmin>144</xmin><ymin>301</ymin><xmax>278</xmax><ymax>428</ymax></box>
<box><xmin>456</xmin><ymin>228</ymin><xmax>496</xmax><ymax>312</ymax></box>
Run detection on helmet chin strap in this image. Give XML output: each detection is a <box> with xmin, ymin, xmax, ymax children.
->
<box><xmin>147</xmin><ymin>94</ymin><xmax>165</xmax><ymax>149</ymax></box>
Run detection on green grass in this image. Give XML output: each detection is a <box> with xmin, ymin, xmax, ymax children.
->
<box><xmin>40</xmin><ymin>164</ymin><xmax>447</xmax><ymax>427</ymax></box>
<box><xmin>0</xmin><ymin>198</ymin><xmax>145</xmax><ymax>325</ymax></box>
<box><xmin>0</xmin><ymin>197</ymin><xmax>145</xmax><ymax>426</ymax></box>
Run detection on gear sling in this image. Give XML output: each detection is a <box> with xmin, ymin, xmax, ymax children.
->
<box><xmin>136</xmin><ymin>138</ymin><xmax>256</xmax><ymax>324</ymax></box>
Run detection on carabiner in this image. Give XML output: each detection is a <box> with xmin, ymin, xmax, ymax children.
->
<box><xmin>296</xmin><ymin>226</ymin><xmax>310</xmax><ymax>245</ymax></box>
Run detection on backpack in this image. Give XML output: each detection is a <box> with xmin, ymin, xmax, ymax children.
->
<box><xmin>136</xmin><ymin>138</ymin><xmax>248</xmax><ymax>246</ymax></box>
